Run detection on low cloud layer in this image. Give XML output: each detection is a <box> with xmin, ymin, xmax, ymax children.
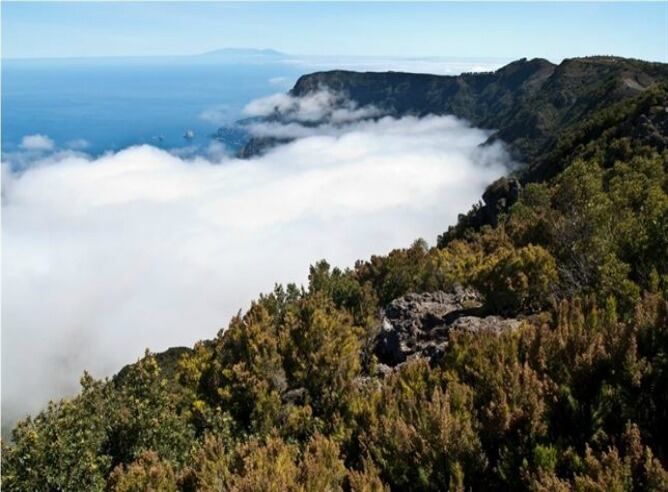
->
<box><xmin>243</xmin><ymin>90</ymin><xmax>383</xmax><ymax>124</ymax></box>
<box><xmin>285</xmin><ymin>55</ymin><xmax>508</xmax><ymax>76</ymax></box>
<box><xmin>1</xmin><ymin>109</ymin><xmax>510</xmax><ymax>429</ymax></box>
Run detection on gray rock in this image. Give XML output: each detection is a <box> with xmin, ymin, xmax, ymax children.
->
<box><xmin>281</xmin><ymin>387</ymin><xmax>306</xmax><ymax>405</ymax></box>
<box><xmin>449</xmin><ymin>315</ymin><xmax>521</xmax><ymax>334</ymax></box>
<box><xmin>374</xmin><ymin>319</ymin><xmax>410</xmax><ymax>366</ymax></box>
<box><xmin>374</xmin><ymin>363</ymin><xmax>394</xmax><ymax>379</ymax></box>
<box><xmin>373</xmin><ymin>286</ymin><xmax>519</xmax><ymax>366</ymax></box>
<box><xmin>482</xmin><ymin>177</ymin><xmax>521</xmax><ymax>227</ymax></box>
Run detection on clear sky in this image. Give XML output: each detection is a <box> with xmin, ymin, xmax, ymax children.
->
<box><xmin>2</xmin><ymin>2</ymin><xmax>667</xmax><ymax>62</ymax></box>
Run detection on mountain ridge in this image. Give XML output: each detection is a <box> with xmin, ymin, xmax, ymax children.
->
<box><xmin>284</xmin><ymin>56</ymin><xmax>668</xmax><ymax>180</ymax></box>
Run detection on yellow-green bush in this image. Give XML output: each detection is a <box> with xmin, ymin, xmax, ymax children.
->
<box><xmin>475</xmin><ymin>244</ymin><xmax>558</xmax><ymax>314</ymax></box>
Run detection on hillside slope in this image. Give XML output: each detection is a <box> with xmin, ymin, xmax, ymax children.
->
<box><xmin>2</xmin><ymin>57</ymin><xmax>668</xmax><ymax>491</ymax></box>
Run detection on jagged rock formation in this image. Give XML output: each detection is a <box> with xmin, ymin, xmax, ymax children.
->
<box><xmin>482</xmin><ymin>176</ymin><xmax>521</xmax><ymax>226</ymax></box>
<box><xmin>373</xmin><ymin>286</ymin><xmax>520</xmax><ymax>370</ymax></box>
<box><xmin>442</xmin><ymin>176</ymin><xmax>522</xmax><ymax>238</ymax></box>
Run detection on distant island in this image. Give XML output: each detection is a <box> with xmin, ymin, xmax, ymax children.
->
<box><xmin>200</xmin><ymin>47</ymin><xmax>286</xmax><ymax>57</ymax></box>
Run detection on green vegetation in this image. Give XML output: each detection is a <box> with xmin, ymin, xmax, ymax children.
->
<box><xmin>3</xmin><ymin>62</ymin><xmax>668</xmax><ymax>490</ymax></box>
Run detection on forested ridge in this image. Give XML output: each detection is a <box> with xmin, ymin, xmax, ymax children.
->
<box><xmin>3</xmin><ymin>58</ymin><xmax>668</xmax><ymax>491</ymax></box>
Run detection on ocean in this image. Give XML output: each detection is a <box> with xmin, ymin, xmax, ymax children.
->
<box><xmin>1</xmin><ymin>54</ymin><xmax>505</xmax><ymax>159</ymax></box>
<box><xmin>1</xmin><ymin>56</ymin><xmax>304</xmax><ymax>157</ymax></box>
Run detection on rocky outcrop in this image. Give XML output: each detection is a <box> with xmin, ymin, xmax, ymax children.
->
<box><xmin>628</xmin><ymin>104</ymin><xmax>668</xmax><ymax>151</ymax></box>
<box><xmin>281</xmin><ymin>387</ymin><xmax>307</xmax><ymax>405</ymax></box>
<box><xmin>373</xmin><ymin>287</ymin><xmax>520</xmax><ymax>369</ymax></box>
<box><xmin>437</xmin><ymin>176</ymin><xmax>522</xmax><ymax>246</ymax></box>
<box><xmin>481</xmin><ymin>177</ymin><xmax>521</xmax><ymax>225</ymax></box>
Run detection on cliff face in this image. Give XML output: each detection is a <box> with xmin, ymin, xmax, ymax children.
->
<box><xmin>288</xmin><ymin>56</ymin><xmax>668</xmax><ymax>179</ymax></box>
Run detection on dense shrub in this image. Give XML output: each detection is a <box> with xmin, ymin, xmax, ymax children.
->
<box><xmin>474</xmin><ymin>244</ymin><xmax>558</xmax><ymax>314</ymax></box>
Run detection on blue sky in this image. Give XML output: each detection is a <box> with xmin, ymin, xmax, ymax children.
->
<box><xmin>2</xmin><ymin>2</ymin><xmax>667</xmax><ymax>62</ymax></box>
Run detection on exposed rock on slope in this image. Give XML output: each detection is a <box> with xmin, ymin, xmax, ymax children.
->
<box><xmin>133</xmin><ymin>288</ymin><xmax>522</xmax><ymax>383</ymax></box>
<box><xmin>442</xmin><ymin>176</ymin><xmax>522</xmax><ymax>237</ymax></box>
<box><xmin>373</xmin><ymin>286</ymin><xmax>521</xmax><ymax>368</ymax></box>
<box><xmin>634</xmin><ymin>104</ymin><xmax>668</xmax><ymax>148</ymax></box>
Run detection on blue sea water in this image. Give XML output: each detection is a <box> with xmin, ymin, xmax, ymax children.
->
<box><xmin>1</xmin><ymin>55</ymin><xmax>507</xmax><ymax>161</ymax></box>
<box><xmin>1</xmin><ymin>56</ymin><xmax>304</xmax><ymax>157</ymax></box>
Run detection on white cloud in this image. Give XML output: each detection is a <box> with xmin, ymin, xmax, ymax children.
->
<box><xmin>281</xmin><ymin>55</ymin><xmax>509</xmax><ymax>76</ymax></box>
<box><xmin>1</xmin><ymin>112</ymin><xmax>510</xmax><ymax>429</ymax></box>
<box><xmin>243</xmin><ymin>89</ymin><xmax>383</xmax><ymax>124</ymax></box>
<box><xmin>199</xmin><ymin>104</ymin><xmax>232</xmax><ymax>125</ymax></box>
<box><xmin>66</xmin><ymin>138</ymin><xmax>90</xmax><ymax>150</ymax></box>
<box><xmin>19</xmin><ymin>134</ymin><xmax>55</xmax><ymax>151</ymax></box>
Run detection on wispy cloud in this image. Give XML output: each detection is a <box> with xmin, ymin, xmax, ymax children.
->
<box><xmin>198</xmin><ymin>104</ymin><xmax>233</xmax><ymax>126</ymax></box>
<box><xmin>19</xmin><ymin>134</ymin><xmax>55</xmax><ymax>151</ymax></box>
<box><xmin>66</xmin><ymin>138</ymin><xmax>90</xmax><ymax>150</ymax></box>
<box><xmin>243</xmin><ymin>89</ymin><xmax>383</xmax><ymax>124</ymax></box>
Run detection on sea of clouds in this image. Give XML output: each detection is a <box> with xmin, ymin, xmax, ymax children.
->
<box><xmin>1</xmin><ymin>90</ymin><xmax>512</xmax><ymax>429</ymax></box>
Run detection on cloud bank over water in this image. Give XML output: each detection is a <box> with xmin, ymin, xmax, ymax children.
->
<box><xmin>1</xmin><ymin>108</ymin><xmax>511</xmax><ymax>428</ymax></box>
